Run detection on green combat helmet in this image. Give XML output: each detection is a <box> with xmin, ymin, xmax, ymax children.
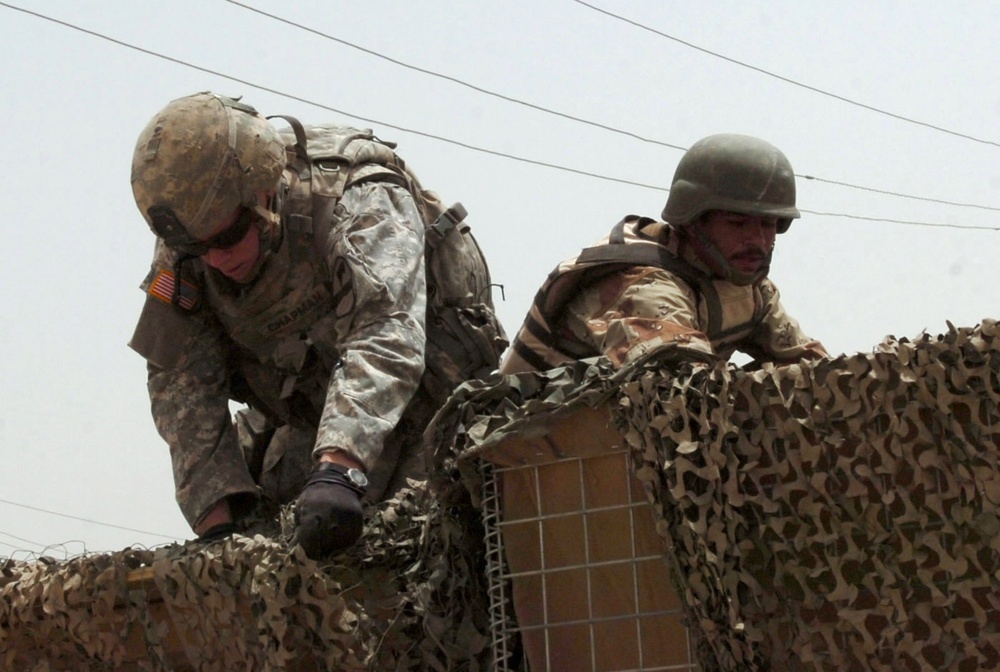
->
<box><xmin>662</xmin><ymin>133</ymin><xmax>799</xmax><ymax>234</ymax></box>
<box><xmin>131</xmin><ymin>92</ymin><xmax>287</xmax><ymax>250</ymax></box>
<box><xmin>662</xmin><ymin>133</ymin><xmax>799</xmax><ymax>285</ymax></box>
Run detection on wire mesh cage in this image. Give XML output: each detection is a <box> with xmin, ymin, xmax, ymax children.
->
<box><xmin>478</xmin><ymin>407</ymin><xmax>696</xmax><ymax>672</ymax></box>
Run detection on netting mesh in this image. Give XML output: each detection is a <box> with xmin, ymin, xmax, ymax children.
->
<box><xmin>618</xmin><ymin>320</ymin><xmax>1000</xmax><ymax>671</ymax></box>
<box><xmin>431</xmin><ymin>320</ymin><xmax>1000</xmax><ymax>671</ymax></box>
<box><xmin>1</xmin><ymin>485</ymin><xmax>493</xmax><ymax>671</ymax></box>
<box><xmin>6</xmin><ymin>320</ymin><xmax>1000</xmax><ymax>671</ymax></box>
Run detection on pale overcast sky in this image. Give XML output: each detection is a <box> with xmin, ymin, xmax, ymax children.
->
<box><xmin>1</xmin><ymin>1</ymin><xmax>998</xmax><ymax>555</ymax></box>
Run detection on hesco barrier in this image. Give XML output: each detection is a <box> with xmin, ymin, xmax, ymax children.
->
<box><xmin>5</xmin><ymin>319</ymin><xmax>1000</xmax><ymax>671</ymax></box>
<box><xmin>430</xmin><ymin>319</ymin><xmax>1000</xmax><ymax>671</ymax></box>
<box><xmin>479</xmin><ymin>417</ymin><xmax>696</xmax><ymax>671</ymax></box>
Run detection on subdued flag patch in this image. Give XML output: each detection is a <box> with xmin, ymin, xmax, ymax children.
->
<box><xmin>149</xmin><ymin>269</ymin><xmax>199</xmax><ymax>311</ymax></box>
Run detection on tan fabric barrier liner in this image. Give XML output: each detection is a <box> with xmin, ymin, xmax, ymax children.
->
<box><xmin>486</xmin><ymin>405</ymin><xmax>695</xmax><ymax>671</ymax></box>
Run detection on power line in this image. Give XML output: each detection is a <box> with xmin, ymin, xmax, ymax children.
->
<box><xmin>0</xmin><ymin>529</ymin><xmax>45</xmax><ymax>549</ymax></box>
<box><xmin>800</xmin><ymin>176</ymin><xmax>1000</xmax><ymax>213</ymax></box>
<box><xmin>224</xmin><ymin>0</ymin><xmax>686</xmax><ymax>152</ymax></box>
<box><xmin>799</xmin><ymin>210</ymin><xmax>999</xmax><ymax>230</ymax></box>
<box><xmin>1</xmin><ymin>2</ymin><xmax>998</xmax><ymax>231</ymax></box>
<box><xmin>0</xmin><ymin>540</ymin><xmax>39</xmax><ymax>558</ymax></box>
<box><xmin>226</xmin><ymin>0</ymin><xmax>1000</xmax><ymax>214</ymax></box>
<box><xmin>0</xmin><ymin>2</ymin><xmax>662</xmax><ymax>191</ymax></box>
<box><xmin>0</xmin><ymin>498</ymin><xmax>180</xmax><ymax>541</ymax></box>
<box><xmin>571</xmin><ymin>0</ymin><xmax>1000</xmax><ymax>149</ymax></box>
<box><xmin>0</xmin><ymin>540</ymin><xmax>32</xmax><ymax>552</ymax></box>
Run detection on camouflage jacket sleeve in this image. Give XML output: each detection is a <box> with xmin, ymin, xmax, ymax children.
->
<box><xmin>561</xmin><ymin>270</ymin><xmax>827</xmax><ymax>368</ymax></box>
<box><xmin>129</xmin><ymin>241</ymin><xmax>257</xmax><ymax>529</ymax></box>
<box><xmin>313</xmin><ymin>182</ymin><xmax>427</xmax><ymax>472</ymax></box>
<box><xmin>562</xmin><ymin>267</ymin><xmax>717</xmax><ymax>367</ymax></box>
<box><xmin>742</xmin><ymin>279</ymin><xmax>828</xmax><ymax>364</ymax></box>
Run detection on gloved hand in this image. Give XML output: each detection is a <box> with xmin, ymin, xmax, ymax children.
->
<box><xmin>293</xmin><ymin>463</ymin><xmax>367</xmax><ymax>559</ymax></box>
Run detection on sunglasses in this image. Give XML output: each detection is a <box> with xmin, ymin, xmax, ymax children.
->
<box><xmin>149</xmin><ymin>205</ymin><xmax>256</xmax><ymax>257</ymax></box>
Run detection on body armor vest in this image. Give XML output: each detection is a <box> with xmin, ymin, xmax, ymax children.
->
<box><xmin>506</xmin><ymin>216</ymin><xmax>770</xmax><ymax>372</ymax></box>
<box><xmin>135</xmin><ymin>118</ymin><xmax>506</xmax><ymax>427</ymax></box>
<box><xmin>201</xmin><ymin>216</ymin><xmax>343</xmax><ymax>428</ymax></box>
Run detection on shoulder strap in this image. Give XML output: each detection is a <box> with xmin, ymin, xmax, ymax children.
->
<box><xmin>267</xmin><ymin>114</ymin><xmax>309</xmax><ymax>168</ymax></box>
<box><xmin>427</xmin><ymin>202</ymin><xmax>469</xmax><ymax>241</ymax></box>
<box><xmin>532</xmin><ymin>217</ymin><xmax>710</xmax><ymax>340</ymax></box>
<box><xmin>577</xmin><ymin>218</ymin><xmax>704</xmax><ymax>289</ymax></box>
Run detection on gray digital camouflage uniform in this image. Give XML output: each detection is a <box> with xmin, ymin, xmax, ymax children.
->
<box><xmin>129</xmin><ymin>181</ymin><xmax>427</xmax><ymax>529</ymax></box>
<box><xmin>501</xmin><ymin>216</ymin><xmax>827</xmax><ymax>374</ymax></box>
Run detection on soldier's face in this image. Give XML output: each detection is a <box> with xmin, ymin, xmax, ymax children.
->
<box><xmin>201</xmin><ymin>206</ymin><xmax>262</xmax><ymax>283</ymax></box>
<box><xmin>698</xmin><ymin>211</ymin><xmax>777</xmax><ymax>275</ymax></box>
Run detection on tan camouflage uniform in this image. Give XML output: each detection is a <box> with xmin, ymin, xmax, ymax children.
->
<box><xmin>501</xmin><ymin>216</ymin><xmax>826</xmax><ymax>374</ymax></box>
<box><xmin>129</xmin><ymin>181</ymin><xmax>426</xmax><ymax>528</ymax></box>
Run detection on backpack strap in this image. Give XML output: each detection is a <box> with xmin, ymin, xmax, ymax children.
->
<box><xmin>271</xmin><ymin>118</ymin><xmax>505</xmax><ymax>396</ymax></box>
<box><xmin>426</xmin><ymin>202</ymin><xmax>469</xmax><ymax>248</ymax></box>
<box><xmin>267</xmin><ymin>114</ymin><xmax>309</xmax><ymax>173</ymax></box>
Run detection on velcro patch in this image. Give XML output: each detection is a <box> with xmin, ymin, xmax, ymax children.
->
<box><xmin>149</xmin><ymin>269</ymin><xmax>200</xmax><ymax>311</ymax></box>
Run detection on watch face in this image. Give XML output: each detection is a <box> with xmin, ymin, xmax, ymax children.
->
<box><xmin>346</xmin><ymin>468</ymin><xmax>369</xmax><ymax>488</ymax></box>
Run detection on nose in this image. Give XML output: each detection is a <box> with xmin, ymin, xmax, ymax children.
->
<box><xmin>743</xmin><ymin>218</ymin><xmax>766</xmax><ymax>244</ymax></box>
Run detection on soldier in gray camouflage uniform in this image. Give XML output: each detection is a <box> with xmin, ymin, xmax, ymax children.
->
<box><xmin>501</xmin><ymin>133</ymin><xmax>828</xmax><ymax>374</ymax></box>
<box><xmin>128</xmin><ymin>92</ymin><xmax>431</xmax><ymax>558</ymax></box>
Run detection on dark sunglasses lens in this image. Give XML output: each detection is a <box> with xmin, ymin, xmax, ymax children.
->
<box><xmin>175</xmin><ymin>241</ymin><xmax>209</xmax><ymax>256</ymax></box>
<box><xmin>204</xmin><ymin>209</ymin><xmax>254</xmax><ymax>250</ymax></box>
<box><xmin>150</xmin><ymin>205</ymin><xmax>253</xmax><ymax>256</ymax></box>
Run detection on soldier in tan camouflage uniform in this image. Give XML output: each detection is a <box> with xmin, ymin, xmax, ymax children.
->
<box><xmin>501</xmin><ymin>133</ymin><xmax>827</xmax><ymax>374</ymax></box>
<box><xmin>128</xmin><ymin>92</ymin><xmax>432</xmax><ymax>558</ymax></box>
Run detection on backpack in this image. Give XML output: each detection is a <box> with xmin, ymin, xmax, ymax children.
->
<box><xmin>273</xmin><ymin>115</ymin><xmax>508</xmax><ymax>404</ymax></box>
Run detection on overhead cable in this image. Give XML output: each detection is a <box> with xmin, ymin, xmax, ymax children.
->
<box><xmin>571</xmin><ymin>0</ymin><xmax>1000</xmax><ymax>149</ymax></box>
<box><xmin>0</xmin><ymin>2</ymin><xmax>997</xmax><ymax>230</ymax></box>
<box><xmin>0</xmin><ymin>497</ymin><xmax>180</xmax><ymax>540</ymax></box>
<box><xmin>0</xmin><ymin>528</ymin><xmax>45</xmax><ymax>549</ymax></box>
<box><xmin>225</xmin><ymin>0</ymin><xmax>686</xmax><ymax>151</ymax></box>
<box><xmin>225</xmin><ymin>0</ymin><xmax>1000</xmax><ymax>212</ymax></box>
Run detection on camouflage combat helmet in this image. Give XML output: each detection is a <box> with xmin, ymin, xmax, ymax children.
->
<box><xmin>131</xmin><ymin>92</ymin><xmax>287</xmax><ymax>249</ymax></box>
<box><xmin>662</xmin><ymin>134</ymin><xmax>799</xmax><ymax>234</ymax></box>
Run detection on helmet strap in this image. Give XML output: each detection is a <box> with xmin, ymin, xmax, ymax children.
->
<box><xmin>686</xmin><ymin>223</ymin><xmax>770</xmax><ymax>286</ymax></box>
<box><xmin>239</xmin><ymin>194</ymin><xmax>283</xmax><ymax>284</ymax></box>
<box><xmin>257</xmin><ymin>191</ymin><xmax>284</xmax><ymax>253</ymax></box>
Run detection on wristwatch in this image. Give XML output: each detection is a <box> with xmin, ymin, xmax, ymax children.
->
<box><xmin>344</xmin><ymin>466</ymin><xmax>369</xmax><ymax>490</ymax></box>
<box><xmin>323</xmin><ymin>463</ymin><xmax>369</xmax><ymax>494</ymax></box>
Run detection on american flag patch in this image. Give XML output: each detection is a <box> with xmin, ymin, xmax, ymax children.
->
<box><xmin>149</xmin><ymin>269</ymin><xmax>200</xmax><ymax>311</ymax></box>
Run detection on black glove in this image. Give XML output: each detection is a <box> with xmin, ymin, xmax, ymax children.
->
<box><xmin>293</xmin><ymin>463</ymin><xmax>367</xmax><ymax>559</ymax></box>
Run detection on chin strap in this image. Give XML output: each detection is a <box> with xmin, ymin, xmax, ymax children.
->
<box><xmin>254</xmin><ymin>190</ymin><xmax>283</xmax><ymax>254</ymax></box>
<box><xmin>686</xmin><ymin>224</ymin><xmax>771</xmax><ymax>286</ymax></box>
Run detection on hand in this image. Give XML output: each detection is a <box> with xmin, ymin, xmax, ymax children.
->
<box><xmin>293</xmin><ymin>464</ymin><xmax>366</xmax><ymax>559</ymax></box>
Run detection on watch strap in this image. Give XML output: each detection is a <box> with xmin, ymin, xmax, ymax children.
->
<box><xmin>305</xmin><ymin>462</ymin><xmax>368</xmax><ymax>497</ymax></box>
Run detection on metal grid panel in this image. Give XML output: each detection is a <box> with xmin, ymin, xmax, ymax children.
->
<box><xmin>482</xmin><ymin>450</ymin><xmax>697</xmax><ymax>671</ymax></box>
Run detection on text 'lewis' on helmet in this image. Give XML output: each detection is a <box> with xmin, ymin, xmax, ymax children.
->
<box><xmin>130</xmin><ymin>92</ymin><xmax>287</xmax><ymax>242</ymax></box>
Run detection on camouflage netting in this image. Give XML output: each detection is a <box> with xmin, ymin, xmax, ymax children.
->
<box><xmin>8</xmin><ymin>320</ymin><xmax>1000</xmax><ymax>671</ymax></box>
<box><xmin>430</xmin><ymin>320</ymin><xmax>1000</xmax><ymax>672</ymax></box>
<box><xmin>0</xmin><ymin>480</ymin><xmax>493</xmax><ymax>671</ymax></box>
